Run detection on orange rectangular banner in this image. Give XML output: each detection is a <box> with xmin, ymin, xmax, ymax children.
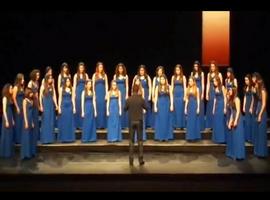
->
<box><xmin>202</xmin><ymin>11</ymin><xmax>230</xmax><ymax>66</ymax></box>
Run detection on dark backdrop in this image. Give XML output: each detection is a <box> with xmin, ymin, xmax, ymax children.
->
<box><xmin>0</xmin><ymin>11</ymin><xmax>269</xmax><ymax>112</ymax></box>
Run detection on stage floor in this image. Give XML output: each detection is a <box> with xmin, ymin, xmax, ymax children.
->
<box><xmin>1</xmin><ymin>152</ymin><xmax>270</xmax><ymax>175</ymax></box>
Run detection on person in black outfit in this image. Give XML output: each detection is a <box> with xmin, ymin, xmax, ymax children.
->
<box><xmin>124</xmin><ymin>84</ymin><xmax>147</xmax><ymax>166</ymax></box>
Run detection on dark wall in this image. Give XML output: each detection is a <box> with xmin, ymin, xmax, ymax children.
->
<box><xmin>231</xmin><ymin>11</ymin><xmax>270</xmax><ymax>113</ymax></box>
<box><xmin>0</xmin><ymin>11</ymin><xmax>269</xmax><ymax>112</ymax></box>
<box><xmin>0</xmin><ymin>11</ymin><xmax>201</xmax><ymax>87</ymax></box>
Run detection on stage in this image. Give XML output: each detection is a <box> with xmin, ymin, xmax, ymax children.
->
<box><xmin>0</xmin><ymin>127</ymin><xmax>270</xmax><ymax>191</ymax></box>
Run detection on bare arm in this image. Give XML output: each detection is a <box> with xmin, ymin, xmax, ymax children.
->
<box><xmin>234</xmin><ymin>78</ymin><xmax>238</xmax><ymax>88</ymax></box>
<box><xmin>72</xmin><ymin>88</ymin><xmax>76</xmax><ymax>114</ymax></box>
<box><xmin>222</xmin><ymin>86</ymin><xmax>227</xmax><ymax>114</ymax></box>
<box><xmin>258</xmin><ymin>90</ymin><xmax>267</xmax><ymax>122</ymax></box>
<box><xmin>106</xmin><ymin>92</ymin><xmax>110</xmax><ymax>116</ymax></box>
<box><xmin>169</xmin><ymin>85</ymin><xmax>174</xmax><ymax>112</ymax></box>
<box><xmin>105</xmin><ymin>74</ymin><xmax>109</xmax><ymax>100</ymax></box>
<box><xmin>148</xmin><ymin>76</ymin><xmax>152</xmax><ymax>101</ymax></box>
<box><xmin>154</xmin><ymin>87</ymin><xmax>158</xmax><ymax>112</ymax></box>
<box><xmin>57</xmin><ymin>74</ymin><xmax>61</xmax><ymax>94</ymax></box>
<box><xmin>92</xmin><ymin>74</ymin><xmax>96</xmax><ymax>95</ymax></box>
<box><xmin>184</xmin><ymin>93</ymin><xmax>189</xmax><ymax>115</ymax></box>
<box><xmin>58</xmin><ymin>88</ymin><xmax>63</xmax><ymax>114</ymax></box>
<box><xmin>39</xmin><ymin>84</ymin><xmax>44</xmax><ymax>112</ymax></box>
<box><xmin>125</xmin><ymin>75</ymin><xmax>129</xmax><ymax>99</ymax></box>
<box><xmin>171</xmin><ymin>75</ymin><xmax>174</xmax><ymax>93</ymax></box>
<box><xmin>201</xmin><ymin>72</ymin><xmax>205</xmax><ymax>100</ymax></box>
<box><xmin>206</xmin><ymin>73</ymin><xmax>210</xmax><ymax>101</ymax></box>
<box><xmin>131</xmin><ymin>75</ymin><xmax>136</xmax><ymax>90</ymax></box>
<box><xmin>183</xmin><ymin>76</ymin><xmax>187</xmax><ymax>101</ymax></box>
<box><xmin>233</xmin><ymin>97</ymin><xmax>241</xmax><ymax>127</ymax></box>
<box><xmin>196</xmin><ymin>88</ymin><xmax>200</xmax><ymax>114</ymax></box>
<box><xmin>219</xmin><ymin>73</ymin><xmax>223</xmax><ymax>85</ymax></box>
<box><xmin>152</xmin><ymin>77</ymin><xmax>156</xmax><ymax>103</ymax></box>
<box><xmin>81</xmin><ymin>91</ymin><xmax>85</xmax><ymax>117</ymax></box>
<box><xmin>2</xmin><ymin>97</ymin><xmax>9</xmax><ymax>127</ymax></box>
<box><xmin>53</xmin><ymin>87</ymin><xmax>58</xmax><ymax>109</ymax></box>
<box><xmin>118</xmin><ymin>91</ymin><xmax>122</xmax><ymax>116</ymax></box>
<box><xmin>22</xmin><ymin>99</ymin><xmax>28</xmax><ymax>129</ymax></box>
<box><xmin>73</xmin><ymin>74</ymin><xmax>77</xmax><ymax>97</ymax></box>
<box><xmin>12</xmin><ymin>86</ymin><xmax>19</xmax><ymax>113</ymax></box>
<box><xmin>93</xmin><ymin>93</ymin><xmax>97</xmax><ymax>117</ymax></box>
<box><xmin>243</xmin><ymin>93</ymin><xmax>246</xmax><ymax>113</ymax></box>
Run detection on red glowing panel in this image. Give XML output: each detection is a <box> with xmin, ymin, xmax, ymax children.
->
<box><xmin>202</xmin><ymin>11</ymin><xmax>230</xmax><ymax>66</ymax></box>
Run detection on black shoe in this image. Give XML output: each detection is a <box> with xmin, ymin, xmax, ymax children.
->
<box><xmin>139</xmin><ymin>160</ymin><xmax>145</xmax><ymax>165</ymax></box>
<box><xmin>129</xmin><ymin>158</ymin><xmax>134</xmax><ymax>166</ymax></box>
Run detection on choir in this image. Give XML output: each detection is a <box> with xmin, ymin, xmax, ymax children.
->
<box><xmin>0</xmin><ymin>61</ymin><xmax>268</xmax><ymax>160</ymax></box>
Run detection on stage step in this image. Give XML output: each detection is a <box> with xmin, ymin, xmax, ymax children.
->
<box><xmin>52</xmin><ymin>128</ymin><xmax>270</xmax><ymax>140</ymax></box>
<box><xmin>16</xmin><ymin>139</ymin><xmax>270</xmax><ymax>153</ymax></box>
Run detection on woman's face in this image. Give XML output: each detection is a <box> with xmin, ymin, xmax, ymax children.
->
<box><xmin>175</xmin><ymin>67</ymin><xmax>181</xmax><ymax>75</ymax></box>
<box><xmin>36</xmin><ymin>72</ymin><xmax>40</xmax><ymax>81</ymax></box>
<box><xmin>245</xmin><ymin>77</ymin><xmax>250</xmax><ymax>86</ymax></box>
<box><xmin>86</xmin><ymin>81</ymin><xmax>92</xmax><ymax>90</ymax></box>
<box><xmin>9</xmin><ymin>86</ymin><xmax>13</xmax><ymax>95</ymax></box>
<box><xmin>188</xmin><ymin>78</ymin><xmax>194</xmax><ymax>87</ymax></box>
<box><xmin>48</xmin><ymin>69</ymin><xmax>52</xmax><ymax>76</ymax></box>
<box><xmin>139</xmin><ymin>68</ymin><xmax>145</xmax><ymax>76</ymax></box>
<box><xmin>98</xmin><ymin>64</ymin><xmax>103</xmax><ymax>73</ymax></box>
<box><xmin>111</xmin><ymin>81</ymin><xmax>117</xmax><ymax>90</ymax></box>
<box><xmin>118</xmin><ymin>66</ymin><xmax>124</xmax><ymax>74</ymax></box>
<box><xmin>252</xmin><ymin>76</ymin><xmax>257</xmax><ymax>84</ymax></box>
<box><xmin>210</xmin><ymin>64</ymin><xmax>216</xmax><ymax>72</ymax></box>
<box><xmin>79</xmin><ymin>65</ymin><xmax>84</xmax><ymax>73</ymax></box>
<box><xmin>157</xmin><ymin>68</ymin><xmax>163</xmax><ymax>77</ymax></box>
<box><xmin>160</xmin><ymin>76</ymin><xmax>166</xmax><ymax>85</ymax></box>
<box><xmin>194</xmin><ymin>64</ymin><xmax>199</xmax><ymax>72</ymax></box>
<box><xmin>227</xmin><ymin>71</ymin><xmax>231</xmax><ymax>78</ymax></box>
<box><xmin>21</xmin><ymin>77</ymin><xmax>25</xmax><ymax>85</ymax></box>
<box><xmin>63</xmin><ymin>66</ymin><xmax>68</xmax><ymax>73</ymax></box>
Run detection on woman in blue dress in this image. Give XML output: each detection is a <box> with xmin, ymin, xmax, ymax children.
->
<box><xmin>152</xmin><ymin>66</ymin><xmax>165</xmax><ymax>129</ymax></box>
<box><xmin>12</xmin><ymin>73</ymin><xmax>25</xmax><ymax>144</ymax></box>
<box><xmin>114</xmin><ymin>63</ymin><xmax>129</xmax><ymax>129</ymax></box>
<box><xmin>73</xmin><ymin>62</ymin><xmax>88</xmax><ymax>129</ymax></box>
<box><xmin>254</xmin><ymin>76</ymin><xmax>268</xmax><ymax>157</ymax></box>
<box><xmin>81</xmin><ymin>80</ymin><xmax>97</xmax><ymax>143</ymax></box>
<box><xmin>41</xmin><ymin>66</ymin><xmax>54</xmax><ymax>88</ymax></box>
<box><xmin>184</xmin><ymin>77</ymin><xmax>201</xmax><ymax>141</ymax></box>
<box><xmin>107</xmin><ymin>80</ymin><xmax>122</xmax><ymax>142</ymax></box>
<box><xmin>226</xmin><ymin>87</ymin><xmax>246</xmax><ymax>160</ymax></box>
<box><xmin>212</xmin><ymin>76</ymin><xmax>226</xmax><ymax>143</ymax></box>
<box><xmin>27</xmin><ymin>69</ymin><xmax>40</xmax><ymax>154</ymax></box>
<box><xmin>191</xmin><ymin>61</ymin><xmax>205</xmax><ymax>131</ymax></box>
<box><xmin>132</xmin><ymin>77</ymin><xmax>147</xmax><ymax>141</ymax></box>
<box><xmin>171</xmin><ymin>64</ymin><xmax>186</xmax><ymax>129</ymax></box>
<box><xmin>206</xmin><ymin>61</ymin><xmax>223</xmax><ymax>129</ymax></box>
<box><xmin>225</xmin><ymin>67</ymin><xmax>238</xmax><ymax>90</ymax></box>
<box><xmin>132</xmin><ymin>65</ymin><xmax>152</xmax><ymax>128</ymax></box>
<box><xmin>92</xmin><ymin>62</ymin><xmax>108</xmax><ymax>129</ymax></box>
<box><xmin>251</xmin><ymin>72</ymin><xmax>260</xmax><ymax>144</ymax></box>
<box><xmin>57</xmin><ymin>62</ymin><xmax>71</xmax><ymax>96</ymax></box>
<box><xmin>58</xmin><ymin>77</ymin><xmax>75</xmax><ymax>143</ymax></box>
<box><xmin>242</xmin><ymin>74</ymin><xmax>253</xmax><ymax>142</ymax></box>
<box><xmin>0</xmin><ymin>84</ymin><xmax>14</xmax><ymax>158</ymax></box>
<box><xmin>39</xmin><ymin>74</ymin><xmax>58</xmax><ymax>144</ymax></box>
<box><xmin>21</xmin><ymin>87</ymin><xmax>35</xmax><ymax>160</ymax></box>
<box><xmin>154</xmin><ymin>75</ymin><xmax>173</xmax><ymax>141</ymax></box>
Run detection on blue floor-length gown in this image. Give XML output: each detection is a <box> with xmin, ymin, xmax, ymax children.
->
<box><xmin>95</xmin><ymin>78</ymin><xmax>107</xmax><ymax>129</ymax></box>
<box><xmin>206</xmin><ymin>77</ymin><xmax>215</xmax><ymax>129</ymax></box>
<box><xmin>194</xmin><ymin>75</ymin><xmax>205</xmax><ymax>131</ymax></box>
<box><xmin>58</xmin><ymin>91</ymin><xmax>75</xmax><ymax>143</ymax></box>
<box><xmin>82</xmin><ymin>94</ymin><xmax>97</xmax><ymax>142</ymax></box>
<box><xmin>107</xmin><ymin>95</ymin><xmax>122</xmax><ymax>142</ymax></box>
<box><xmin>244</xmin><ymin>90</ymin><xmax>253</xmax><ymax>142</ymax></box>
<box><xmin>14</xmin><ymin>90</ymin><xmax>24</xmax><ymax>144</ymax></box>
<box><xmin>40</xmin><ymin>90</ymin><xmax>55</xmax><ymax>144</ymax></box>
<box><xmin>75</xmin><ymin>78</ymin><xmax>86</xmax><ymax>129</ymax></box>
<box><xmin>173</xmin><ymin>79</ymin><xmax>185</xmax><ymax>129</ymax></box>
<box><xmin>0</xmin><ymin>101</ymin><xmax>14</xmax><ymax>158</ymax></box>
<box><xmin>116</xmin><ymin>77</ymin><xmax>128</xmax><ymax>128</ymax></box>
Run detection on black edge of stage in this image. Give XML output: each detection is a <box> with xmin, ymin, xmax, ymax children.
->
<box><xmin>0</xmin><ymin>173</ymin><xmax>270</xmax><ymax>192</ymax></box>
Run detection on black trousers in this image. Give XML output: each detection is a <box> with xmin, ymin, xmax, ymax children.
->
<box><xmin>129</xmin><ymin>120</ymin><xmax>144</xmax><ymax>162</ymax></box>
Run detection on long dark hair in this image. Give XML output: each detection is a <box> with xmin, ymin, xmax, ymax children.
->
<box><xmin>192</xmin><ymin>61</ymin><xmax>202</xmax><ymax>77</ymax></box>
<box><xmin>29</xmin><ymin>69</ymin><xmax>40</xmax><ymax>82</ymax></box>
<box><xmin>60</xmin><ymin>62</ymin><xmax>70</xmax><ymax>77</ymax></box>
<box><xmin>257</xmin><ymin>77</ymin><xmax>267</xmax><ymax>100</ymax></box>
<box><xmin>174</xmin><ymin>64</ymin><xmax>184</xmax><ymax>84</ymax></box>
<box><xmin>209</xmin><ymin>60</ymin><xmax>219</xmax><ymax>77</ymax></box>
<box><xmin>115</xmin><ymin>63</ymin><xmax>127</xmax><ymax>77</ymax></box>
<box><xmin>2</xmin><ymin>83</ymin><xmax>13</xmax><ymax>103</ymax></box>
<box><xmin>158</xmin><ymin>74</ymin><xmax>169</xmax><ymax>94</ymax></box>
<box><xmin>155</xmin><ymin>66</ymin><xmax>165</xmax><ymax>77</ymax></box>
<box><xmin>95</xmin><ymin>62</ymin><xmax>105</xmax><ymax>77</ymax></box>
<box><xmin>43</xmin><ymin>74</ymin><xmax>54</xmax><ymax>96</ymax></box>
<box><xmin>243</xmin><ymin>74</ymin><xmax>252</xmax><ymax>93</ymax></box>
<box><xmin>227</xmin><ymin>87</ymin><xmax>238</xmax><ymax>108</ymax></box>
<box><xmin>63</xmin><ymin>77</ymin><xmax>72</xmax><ymax>92</ymax></box>
<box><xmin>14</xmin><ymin>73</ymin><xmax>25</xmax><ymax>91</ymax></box>
<box><xmin>84</xmin><ymin>79</ymin><xmax>93</xmax><ymax>95</ymax></box>
<box><xmin>137</xmin><ymin>64</ymin><xmax>148</xmax><ymax>80</ymax></box>
<box><xmin>24</xmin><ymin>87</ymin><xmax>34</xmax><ymax>100</ymax></box>
<box><xmin>213</xmin><ymin>76</ymin><xmax>223</xmax><ymax>92</ymax></box>
<box><xmin>76</xmin><ymin>62</ymin><xmax>87</xmax><ymax>81</ymax></box>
